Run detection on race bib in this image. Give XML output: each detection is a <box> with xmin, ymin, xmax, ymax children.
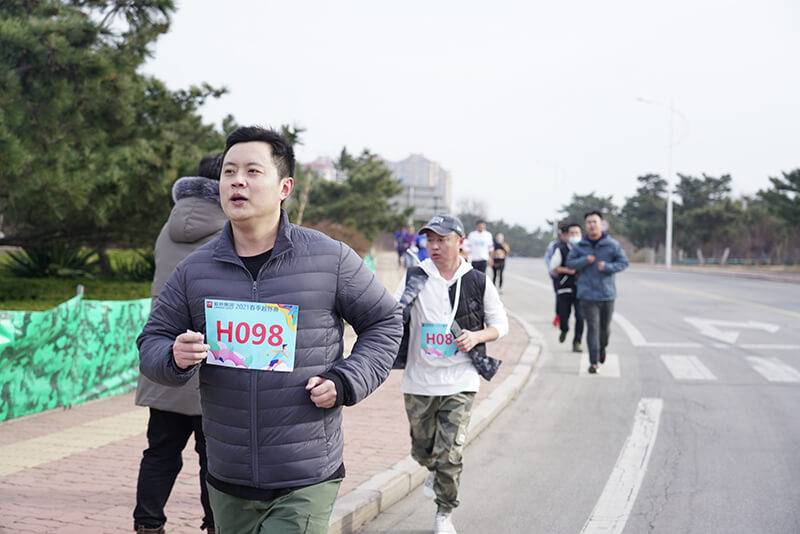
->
<box><xmin>421</xmin><ymin>322</ymin><xmax>457</xmax><ymax>358</ymax></box>
<box><xmin>204</xmin><ymin>299</ymin><xmax>299</xmax><ymax>372</ymax></box>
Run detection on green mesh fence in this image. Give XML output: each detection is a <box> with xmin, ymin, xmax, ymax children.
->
<box><xmin>0</xmin><ymin>295</ymin><xmax>150</xmax><ymax>422</ymax></box>
<box><xmin>364</xmin><ymin>255</ymin><xmax>376</xmax><ymax>273</ymax></box>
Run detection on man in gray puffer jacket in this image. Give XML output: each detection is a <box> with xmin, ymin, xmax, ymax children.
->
<box><xmin>134</xmin><ymin>154</ymin><xmax>227</xmax><ymax>534</ymax></box>
<box><xmin>138</xmin><ymin>126</ymin><xmax>402</xmax><ymax>533</ymax></box>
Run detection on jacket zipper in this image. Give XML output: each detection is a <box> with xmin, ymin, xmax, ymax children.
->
<box><xmin>250</xmin><ymin>279</ymin><xmax>259</xmax><ymax>486</ymax></box>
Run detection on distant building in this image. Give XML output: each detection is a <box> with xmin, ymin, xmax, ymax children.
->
<box><xmin>302</xmin><ymin>156</ymin><xmax>345</xmax><ymax>182</ymax></box>
<box><xmin>384</xmin><ymin>154</ymin><xmax>452</xmax><ymax>222</ymax></box>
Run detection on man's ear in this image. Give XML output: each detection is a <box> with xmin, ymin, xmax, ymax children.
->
<box><xmin>280</xmin><ymin>177</ymin><xmax>294</xmax><ymax>200</ymax></box>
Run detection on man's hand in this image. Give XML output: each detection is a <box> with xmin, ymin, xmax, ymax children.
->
<box><xmin>306</xmin><ymin>377</ymin><xmax>337</xmax><ymax>408</ymax></box>
<box><xmin>597</xmin><ymin>260</ymin><xmax>606</xmax><ymax>271</ymax></box>
<box><xmin>455</xmin><ymin>329</ymin><xmax>481</xmax><ymax>353</ymax></box>
<box><xmin>173</xmin><ymin>330</ymin><xmax>208</xmax><ymax>370</ymax></box>
<box><xmin>587</xmin><ymin>254</ymin><xmax>596</xmax><ymax>264</ymax></box>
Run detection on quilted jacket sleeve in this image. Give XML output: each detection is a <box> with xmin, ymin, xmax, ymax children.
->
<box><xmin>332</xmin><ymin>243</ymin><xmax>402</xmax><ymax>405</ymax></box>
<box><xmin>137</xmin><ymin>265</ymin><xmax>199</xmax><ymax>386</ymax></box>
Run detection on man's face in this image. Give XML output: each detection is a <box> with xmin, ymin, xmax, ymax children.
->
<box><xmin>477</xmin><ymin>222</ymin><xmax>487</xmax><ymax>232</ymax></box>
<box><xmin>559</xmin><ymin>231</ymin><xmax>569</xmax><ymax>242</ymax></box>
<box><xmin>426</xmin><ymin>231</ymin><xmax>463</xmax><ymax>265</ymax></box>
<box><xmin>220</xmin><ymin>142</ymin><xmax>293</xmax><ymax>226</ymax></box>
<box><xmin>584</xmin><ymin>214</ymin><xmax>603</xmax><ymax>238</ymax></box>
<box><xmin>568</xmin><ymin>226</ymin><xmax>582</xmax><ymax>241</ymax></box>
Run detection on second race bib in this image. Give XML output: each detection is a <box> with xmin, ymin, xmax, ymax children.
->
<box><xmin>421</xmin><ymin>322</ymin><xmax>457</xmax><ymax>358</ymax></box>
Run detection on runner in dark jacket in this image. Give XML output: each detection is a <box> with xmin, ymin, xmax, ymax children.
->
<box><xmin>138</xmin><ymin>126</ymin><xmax>402</xmax><ymax>533</ymax></box>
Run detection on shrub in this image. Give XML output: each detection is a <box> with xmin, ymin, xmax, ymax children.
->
<box><xmin>110</xmin><ymin>249</ymin><xmax>155</xmax><ymax>281</ymax></box>
<box><xmin>304</xmin><ymin>220</ymin><xmax>371</xmax><ymax>257</ymax></box>
<box><xmin>4</xmin><ymin>245</ymin><xmax>98</xmax><ymax>278</ymax></box>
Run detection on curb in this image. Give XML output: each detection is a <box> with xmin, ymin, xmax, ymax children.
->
<box><xmin>628</xmin><ymin>263</ymin><xmax>800</xmax><ymax>284</ymax></box>
<box><xmin>328</xmin><ymin>311</ymin><xmax>543</xmax><ymax>534</ymax></box>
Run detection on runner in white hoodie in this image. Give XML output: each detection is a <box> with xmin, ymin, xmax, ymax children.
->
<box><xmin>394</xmin><ymin>214</ymin><xmax>508</xmax><ymax>534</ymax></box>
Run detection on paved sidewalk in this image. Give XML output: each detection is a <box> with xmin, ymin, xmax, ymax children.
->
<box><xmin>0</xmin><ymin>251</ymin><xmax>540</xmax><ymax>533</ymax></box>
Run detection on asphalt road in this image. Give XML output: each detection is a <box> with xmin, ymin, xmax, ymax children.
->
<box><xmin>357</xmin><ymin>258</ymin><xmax>800</xmax><ymax>534</ymax></box>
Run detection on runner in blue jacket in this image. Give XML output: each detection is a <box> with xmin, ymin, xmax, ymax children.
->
<box><xmin>566</xmin><ymin>210</ymin><xmax>628</xmax><ymax>374</ymax></box>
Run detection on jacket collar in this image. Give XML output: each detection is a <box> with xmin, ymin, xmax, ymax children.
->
<box><xmin>212</xmin><ymin>209</ymin><xmax>295</xmax><ymax>265</ymax></box>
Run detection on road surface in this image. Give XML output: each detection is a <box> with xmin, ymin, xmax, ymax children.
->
<box><xmin>357</xmin><ymin>258</ymin><xmax>800</xmax><ymax>534</ymax></box>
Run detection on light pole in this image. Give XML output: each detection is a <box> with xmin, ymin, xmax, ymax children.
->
<box><xmin>636</xmin><ymin>97</ymin><xmax>689</xmax><ymax>269</ymax></box>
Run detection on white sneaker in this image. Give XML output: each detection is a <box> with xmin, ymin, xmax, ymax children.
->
<box><xmin>435</xmin><ymin>512</ymin><xmax>457</xmax><ymax>534</ymax></box>
<box><xmin>422</xmin><ymin>470</ymin><xmax>435</xmax><ymax>499</ymax></box>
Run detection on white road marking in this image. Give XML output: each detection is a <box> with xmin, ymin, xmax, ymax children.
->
<box><xmin>581</xmin><ymin>398</ymin><xmax>663</xmax><ymax>534</ymax></box>
<box><xmin>747</xmin><ymin>357</ymin><xmax>800</xmax><ymax>383</ymax></box>
<box><xmin>614</xmin><ymin>313</ymin><xmax>701</xmax><ymax>348</ymax></box>
<box><xmin>660</xmin><ymin>355</ymin><xmax>717</xmax><ymax>381</ymax></box>
<box><xmin>611</xmin><ymin>313</ymin><xmax>647</xmax><ymax>346</ymax></box>
<box><xmin>684</xmin><ymin>317</ymin><xmax>780</xmax><ymax>344</ymax></box>
<box><xmin>505</xmin><ymin>272</ymin><xmax>553</xmax><ymax>291</ymax></box>
<box><xmin>579</xmin><ymin>352</ymin><xmax>621</xmax><ymax>377</ymax></box>
<box><xmin>740</xmin><ymin>344</ymin><xmax>800</xmax><ymax>350</ymax></box>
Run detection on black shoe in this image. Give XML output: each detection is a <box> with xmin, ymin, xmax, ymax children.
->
<box><xmin>559</xmin><ymin>330</ymin><xmax>567</xmax><ymax>343</ymax></box>
<box><xmin>588</xmin><ymin>364</ymin><xmax>598</xmax><ymax>374</ymax></box>
<box><xmin>599</xmin><ymin>350</ymin><xmax>606</xmax><ymax>364</ymax></box>
<box><xmin>572</xmin><ymin>341</ymin><xmax>581</xmax><ymax>353</ymax></box>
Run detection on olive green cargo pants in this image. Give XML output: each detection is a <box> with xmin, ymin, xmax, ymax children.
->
<box><xmin>207</xmin><ymin>479</ymin><xmax>341</xmax><ymax>533</ymax></box>
<box><xmin>404</xmin><ymin>392</ymin><xmax>476</xmax><ymax>513</ymax></box>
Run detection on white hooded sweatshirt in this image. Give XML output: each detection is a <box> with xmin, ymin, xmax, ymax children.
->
<box><xmin>394</xmin><ymin>258</ymin><xmax>509</xmax><ymax>396</ymax></box>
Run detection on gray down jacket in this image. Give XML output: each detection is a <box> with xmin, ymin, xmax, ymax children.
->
<box><xmin>137</xmin><ymin>210</ymin><xmax>402</xmax><ymax>490</ymax></box>
<box><xmin>135</xmin><ymin>176</ymin><xmax>227</xmax><ymax>415</ymax></box>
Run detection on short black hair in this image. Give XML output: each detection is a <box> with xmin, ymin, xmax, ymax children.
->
<box><xmin>567</xmin><ymin>223</ymin><xmax>582</xmax><ymax>231</ymax></box>
<box><xmin>197</xmin><ymin>153</ymin><xmax>223</xmax><ymax>180</ymax></box>
<box><xmin>476</xmin><ymin>220</ymin><xmax>486</xmax><ymax>225</ymax></box>
<box><xmin>223</xmin><ymin>126</ymin><xmax>295</xmax><ymax>178</ymax></box>
<box><xmin>558</xmin><ymin>223</ymin><xmax>570</xmax><ymax>234</ymax></box>
<box><xmin>584</xmin><ymin>209</ymin><xmax>603</xmax><ymax>220</ymax></box>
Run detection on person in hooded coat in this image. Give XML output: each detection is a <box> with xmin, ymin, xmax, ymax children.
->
<box><xmin>133</xmin><ymin>154</ymin><xmax>227</xmax><ymax>534</ymax></box>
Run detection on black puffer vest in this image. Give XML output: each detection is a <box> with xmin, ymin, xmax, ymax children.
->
<box><xmin>556</xmin><ymin>241</ymin><xmax>576</xmax><ymax>293</ymax></box>
<box><xmin>394</xmin><ymin>266</ymin><xmax>486</xmax><ymax>368</ymax></box>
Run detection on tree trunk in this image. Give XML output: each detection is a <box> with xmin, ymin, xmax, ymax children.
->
<box><xmin>96</xmin><ymin>246</ymin><xmax>113</xmax><ymax>277</ymax></box>
<box><xmin>696</xmin><ymin>248</ymin><xmax>705</xmax><ymax>264</ymax></box>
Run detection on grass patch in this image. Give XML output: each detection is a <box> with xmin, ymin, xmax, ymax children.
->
<box><xmin>0</xmin><ymin>277</ymin><xmax>150</xmax><ymax>311</ymax></box>
<box><xmin>0</xmin><ymin>249</ymin><xmax>153</xmax><ymax>311</ymax></box>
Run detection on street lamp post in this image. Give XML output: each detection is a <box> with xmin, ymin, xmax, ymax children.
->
<box><xmin>636</xmin><ymin>97</ymin><xmax>688</xmax><ymax>269</ymax></box>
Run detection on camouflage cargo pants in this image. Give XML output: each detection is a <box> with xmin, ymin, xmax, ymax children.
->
<box><xmin>404</xmin><ymin>392</ymin><xmax>476</xmax><ymax>513</ymax></box>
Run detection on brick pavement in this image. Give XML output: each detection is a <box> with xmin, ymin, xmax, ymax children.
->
<box><xmin>0</xmin><ymin>251</ymin><xmax>533</xmax><ymax>533</ymax></box>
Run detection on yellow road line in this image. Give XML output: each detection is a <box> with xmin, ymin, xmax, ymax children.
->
<box><xmin>640</xmin><ymin>281</ymin><xmax>800</xmax><ymax>319</ymax></box>
<box><xmin>0</xmin><ymin>408</ymin><xmax>147</xmax><ymax>477</ymax></box>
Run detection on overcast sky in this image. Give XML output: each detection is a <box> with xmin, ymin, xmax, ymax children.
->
<box><xmin>141</xmin><ymin>0</ymin><xmax>799</xmax><ymax>231</ymax></box>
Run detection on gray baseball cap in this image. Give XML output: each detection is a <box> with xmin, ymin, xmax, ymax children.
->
<box><xmin>418</xmin><ymin>214</ymin><xmax>465</xmax><ymax>237</ymax></box>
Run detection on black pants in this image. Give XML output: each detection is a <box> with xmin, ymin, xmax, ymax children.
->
<box><xmin>492</xmin><ymin>260</ymin><xmax>505</xmax><ymax>288</ymax></box>
<box><xmin>133</xmin><ymin>408</ymin><xmax>213</xmax><ymax>530</ymax></box>
<box><xmin>472</xmin><ymin>260</ymin><xmax>488</xmax><ymax>273</ymax></box>
<box><xmin>580</xmin><ymin>299</ymin><xmax>615</xmax><ymax>365</ymax></box>
<box><xmin>557</xmin><ymin>291</ymin><xmax>584</xmax><ymax>344</ymax></box>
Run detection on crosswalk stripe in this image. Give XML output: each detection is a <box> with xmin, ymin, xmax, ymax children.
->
<box><xmin>746</xmin><ymin>357</ymin><xmax>800</xmax><ymax>383</ymax></box>
<box><xmin>579</xmin><ymin>352</ymin><xmax>621</xmax><ymax>377</ymax></box>
<box><xmin>660</xmin><ymin>355</ymin><xmax>717</xmax><ymax>381</ymax></box>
